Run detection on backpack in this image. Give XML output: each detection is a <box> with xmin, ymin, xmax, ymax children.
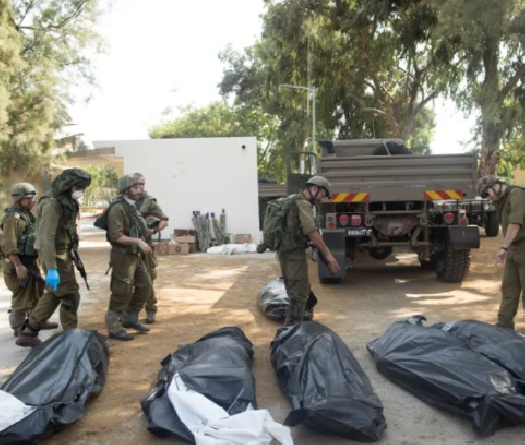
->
<box><xmin>94</xmin><ymin>206</ymin><xmax>113</xmax><ymax>232</ymax></box>
<box><xmin>263</xmin><ymin>195</ymin><xmax>308</xmax><ymax>252</ymax></box>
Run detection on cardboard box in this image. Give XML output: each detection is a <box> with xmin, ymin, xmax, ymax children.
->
<box><xmin>170</xmin><ymin>242</ymin><xmax>189</xmax><ymax>255</ymax></box>
<box><xmin>174</xmin><ymin>229</ymin><xmax>197</xmax><ymax>237</ymax></box>
<box><xmin>234</xmin><ymin>234</ymin><xmax>252</xmax><ymax>244</ymax></box>
<box><xmin>173</xmin><ymin>235</ymin><xmax>196</xmax><ymax>244</ymax></box>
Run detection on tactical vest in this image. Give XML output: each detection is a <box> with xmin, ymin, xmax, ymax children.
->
<box><xmin>0</xmin><ymin>208</ymin><xmax>38</xmax><ymax>257</ymax></box>
<box><xmin>38</xmin><ymin>191</ymin><xmax>79</xmax><ymax>252</ymax></box>
<box><xmin>97</xmin><ymin>197</ymin><xmax>146</xmax><ymax>254</ymax></box>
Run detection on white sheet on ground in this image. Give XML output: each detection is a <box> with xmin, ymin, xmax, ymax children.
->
<box><xmin>168</xmin><ymin>373</ymin><xmax>293</xmax><ymax>445</ymax></box>
<box><xmin>0</xmin><ymin>390</ymin><xmax>36</xmax><ymax>432</ymax></box>
<box><xmin>207</xmin><ymin>244</ymin><xmax>257</xmax><ymax>255</ymax></box>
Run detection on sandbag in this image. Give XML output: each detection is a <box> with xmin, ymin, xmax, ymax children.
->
<box><xmin>256</xmin><ymin>278</ymin><xmax>317</xmax><ymax>322</ymax></box>
<box><xmin>435</xmin><ymin>319</ymin><xmax>525</xmax><ymax>383</ymax></box>
<box><xmin>0</xmin><ymin>329</ymin><xmax>109</xmax><ymax>444</ymax></box>
<box><xmin>367</xmin><ymin>317</ymin><xmax>525</xmax><ymax>437</ymax></box>
<box><xmin>141</xmin><ymin>327</ymin><xmax>258</xmax><ymax>442</ymax></box>
<box><xmin>271</xmin><ymin>321</ymin><xmax>387</xmax><ymax>442</ymax></box>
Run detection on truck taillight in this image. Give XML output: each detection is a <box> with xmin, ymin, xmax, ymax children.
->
<box><xmin>339</xmin><ymin>214</ymin><xmax>349</xmax><ymax>226</ymax></box>
<box><xmin>444</xmin><ymin>212</ymin><xmax>455</xmax><ymax>224</ymax></box>
<box><xmin>351</xmin><ymin>214</ymin><xmax>362</xmax><ymax>226</ymax></box>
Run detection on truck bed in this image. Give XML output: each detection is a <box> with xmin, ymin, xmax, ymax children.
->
<box><xmin>320</xmin><ymin>153</ymin><xmax>477</xmax><ymax>201</ymax></box>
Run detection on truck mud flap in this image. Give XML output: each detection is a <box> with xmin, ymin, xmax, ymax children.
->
<box><xmin>448</xmin><ymin>225</ymin><xmax>480</xmax><ymax>249</ymax></box>
<box><xmin>318</xmin><ymin>230</ymin><xmax>345</xmax><ymax>280</ymax></box>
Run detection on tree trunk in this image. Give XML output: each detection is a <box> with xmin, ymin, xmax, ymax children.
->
<box><xmin>479</xmin><ymin>34</ymin><xmax>501</xmax><ymax>176</ymax></box>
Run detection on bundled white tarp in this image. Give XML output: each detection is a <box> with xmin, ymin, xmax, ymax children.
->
<box><xmin>207</xmin><ymin>244</ymin><xmax>257</xmax><ymax>255</ymax></box>
<box><xmin>168</xmin><ymin>374</ymin><xmax>293</xmax><ymax>445</ymax></box>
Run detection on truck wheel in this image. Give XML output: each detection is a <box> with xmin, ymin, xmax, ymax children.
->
<box><xmin>434</xmin><ymin>245</ymin><xmax>471</xmax><ymax>282</ymax></box>
<box><xmin>484</xmin><ymin>211</ymin><xmax>499</xmax><ymax>237</ymax></box>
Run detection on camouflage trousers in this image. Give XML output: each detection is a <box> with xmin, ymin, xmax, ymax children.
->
<box><xmin>498</xmin><ymin>243</ymin><xmax>525</xmax><ymax>329</ymax></box>
<box><xmin>278</xmin><ymin>249</ymin><xmax>310</xmax><ymax>323</ymax></box>
<box><xmin>3</xmin><ymin>258</ymin><xmax>43</xmax><ymax>317</ymax></box>
<box><xmin>108</xmin><ymin>248</ymin><xmax>151</xmax><ymax>316</ymax></box>
<box><xmin>143</xmin><ymin>249</ymin><xmax>158</xmax><ymax>312</ymax></box>
<box><xmin>29</xmin><ymin>256</ymin><xmax>80</xmax><ymax>330</ymax></box>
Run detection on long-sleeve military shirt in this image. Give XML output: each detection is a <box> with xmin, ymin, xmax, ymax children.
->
<box><xmin>108</xmin><ymin>201</ymin><xmax>147</xmax><ymax>244</ymax></box>
<box><xmin>286</xmin><ymin>196</ymin><xmax>318</xmax><ymax>236</ymax></box>
<box><xmin>1</xmin><ymin>210</ymin><xmax>30</xmax><ymax>257</ymax></box>
<box><xmin>499</xmin><ymin>187</ymin><xmax>525</xmax><ymax>245</ymax></box>
<box><xmin>137</xmin><ymin>196</ymin><xmax>169</xmax><ymax>221</ymax></box>
<box><xmin>37</xmin><ymin>199</ymin><xmax>71</xmax><ymax>270</ymax></box>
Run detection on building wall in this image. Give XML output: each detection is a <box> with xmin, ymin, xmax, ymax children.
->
<box><xmin>94</xmin><ymin>137</ymin><xmax>260</xmax><ymax>244</ymax></box>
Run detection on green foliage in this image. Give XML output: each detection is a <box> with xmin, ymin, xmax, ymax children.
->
<box><xmin>81</xmin><ymin>163</ymin><xmax>118</xmax><ymax>207</ymax></box>
<box><xmin>150</xmin><ymin>101</ymin><xmax>286</xmax><ymax>181</ymax></box>
<box><xmin>432</xmin><ymin>0</ymin><xmax>525</xmax><ymax>173</ymax></box>
<box><xmin>0</xmin><ymin>0</ymin><xmax>104</xmax><ymax>183</ymax></box>
<box><xmin>219</xmin><ymin>0</ymin><xmax>441</xmax><ymax>175</ymax></box>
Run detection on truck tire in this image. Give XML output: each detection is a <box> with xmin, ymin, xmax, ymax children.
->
<box><xmin>434</xmin><ymin>245</ymin><xmax>471</xmax><ymax>282</ymax></box>
<box><xmin>484</xmin><ymin>211</ymin><xmax>499</xmax><ymax>237</ymax></box>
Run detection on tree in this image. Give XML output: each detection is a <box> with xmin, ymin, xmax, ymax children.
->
<box><xmin>432</xmin><ymin>0</ymin><xmax>525</xmax><ymax>175</ymax></box>
<box><xmin>0</xmin><ymin>0</ymin><xmax>104</xmax><ymax>187</ymax></box>
<box><xmin>150</xmin><ymin>101</ymin><xmax>286</xmax><ymax>181</ymax></box>
<box><xmin>219</xmin><ymin>0</ymin><xmax>441</xmax><ymax>164</ymax></box>
<box><xmin>81</xmin><ymin>163</ymin><xmax>118</xmax><ymax>207</ymax></box>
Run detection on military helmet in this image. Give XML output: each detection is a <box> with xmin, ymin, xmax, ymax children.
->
<box><xmin>306</xmin><ymin>175</ymin><xmax>331</xmax><ymax>196</ymax></box>
<box><xmin>52</xmin><ymin>168</ymin><xmax>92</xmax><ymax>195</ymax></box>
<box><xmin>133</xmin><ymin>172</ymin><xmax>146</xmax><ymax>185</ymax></box>
<box><xmin>118</xmin><ymin>174</ymin><xmax>144</xmax><ymax>194</ymax></box>
<box><xmin>11</xmin><ymin>183</ymin><xmax>38</xmax><ymax>202</ymax></box>
<box><xmin>477</xmin><ymin>175</ymin><xmax>502</xmax><ymax>198</ymax></box>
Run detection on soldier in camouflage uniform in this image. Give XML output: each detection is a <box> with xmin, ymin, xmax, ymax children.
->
<box><xmin>479</xmin><ymin>175</ymin><xmax>525</xmax><ymax>329</ymax></box>
<box><xmin>133</xmin><ymin>172</ymin><xmax>169</xmax><ymax>324</ymax></box>
<box><xmin>1</xmin><ymin>183</ymin><xmax>58</xmax><ymax>341</ymax></box>
<box><xmin>104</xmin><ymin>174</ymin><xmax>153</xmax><ymax>341</ymax></box>
<box><xmin>17</xmin><ymin>169</ymin><xmax>92</xmax><ymax>347</ymax></box>
<box><xmin>278</xmin><ymin>176</ymin><xmax>341</xmax><ymax>326</ymax></box>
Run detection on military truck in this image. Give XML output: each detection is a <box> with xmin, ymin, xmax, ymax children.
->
<box><xmin>288</xmin><ymin>139</ymin><xmax>481</xmax><ymax>283</ymax></box>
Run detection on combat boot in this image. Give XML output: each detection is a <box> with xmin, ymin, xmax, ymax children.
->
<box><xmin>106</xmin><ymin>310</ymin><xmax>134</xmax><ymax>342</ymax></box>
<box><xmin>123</xmin><ymin>311</ymin><xmax>150</xmax><ymax>332</ymax></box>
<box><xmin>283</xmin><ymin>301</ymin><xmax>306</xmax><ymax>327</ymax></box>
<box><xmin>109</xmin><ymin>330</ymin><xmax>135</xmax><ymax>341</ymax></box>
<box><xmin>145</xmin><ymin>310</ymin><xmax>156</xmax><ymax>324</ymax></box>
<box><xmin>41</xmin><ymin>320</ymin><xmax>59</xmax><ymax>330</ymax></box>
<box><xmin>16</xmin><ymin>320</ymin><xmax>41</xmax><ymax>347</ymax></box>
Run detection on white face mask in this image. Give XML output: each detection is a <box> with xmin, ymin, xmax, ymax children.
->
<box><xmin>72</xmin><ymin>190</ymin><xmax>83</xmax><ymax>201</ymax></box>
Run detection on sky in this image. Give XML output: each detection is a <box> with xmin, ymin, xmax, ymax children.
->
<box><xmin>70</xmin><ymin>0</ymin><xmax>475</xmax><ymax>154</ymax></box>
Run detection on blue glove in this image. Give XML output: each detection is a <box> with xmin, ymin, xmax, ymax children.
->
<box><xmin>45</xmin><ymin>268</ymin><xmax>61</xmax><ymax>291</ymax></box>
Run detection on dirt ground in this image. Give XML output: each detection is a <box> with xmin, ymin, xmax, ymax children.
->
<box><xmin>13</xmin><ymin>230</ymin><xmax>525</xmax><ymax>444</ymax></box>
